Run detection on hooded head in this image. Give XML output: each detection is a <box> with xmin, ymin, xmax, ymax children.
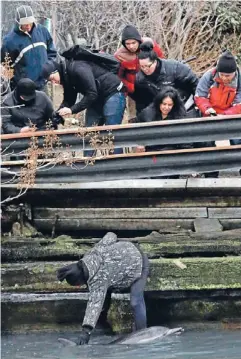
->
<box><xmin>15</xmin><ymin>78</ymin><xmax>36</xmax><ymax>103</ymax></box>
<box><xmin>121</xmin><ymin>25</ymin><xmax>142</xmax><ymax>53</ymax></box>
<box><xmin>42</xmin><ymin>60</ymin><xmax>61</xmax><ymax>84</ymax></box>
<box><xmin>16</xmin><ymin>5</ymin><xmax>35</xmax><ymax>27</ymax></box>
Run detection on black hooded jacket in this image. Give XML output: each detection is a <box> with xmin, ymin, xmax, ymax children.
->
<box><xmin>58</xmin><ymin>59</ymin><xmax>123</xmax><ymax>114</ymax></box>
<box><xmin>121</xmin><ymin>25</ymin><xmax>142</xmax><ymax>46</ymax></box>
<box><xmin>136</xmin><ymin>101</ymin><xmax>193</xmax><ymax>152</ymax></box>
<box><xmin>137</xmin><ymin>102</ymin><xmax>187</xmax><ymax>123</ymax></box>
<box><xmin>2</xmin><ymin>89</ymin><xmax>54</xmax><ymax>133</ymax></box>
<box><xmin>134</xmin><ymin>59</ymin><xmax>198</xmax><ymax>113</ymax></box>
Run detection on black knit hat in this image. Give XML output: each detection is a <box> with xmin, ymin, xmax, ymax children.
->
<box><xmin>42</xmin><ymin>60</ymin><xmax>60</xmax><ymax>79</ymax></box>
<box><xmin>16</xmin><ymin>78</ymin><xmax>36</xmax><ymax>101</ymax></box>
<box><xmin>121</xmin><ymin>25</ymin><xmax>142</xmax><ymax>46</ymax></box>
<box><xmin>217</xmin><ymin>51</ymin><xmax>237</xmax><ymax>73</ymax></box>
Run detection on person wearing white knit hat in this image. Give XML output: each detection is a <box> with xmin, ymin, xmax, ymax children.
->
<box><xmin>1</xmin><ymin>5</ymin><xmax>56</xmax><ymax>90</ymax></box>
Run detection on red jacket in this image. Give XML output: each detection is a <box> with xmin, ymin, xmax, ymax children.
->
<box><xmin>195</xmin><ymin>68</ymin><xmax>241</xmax><ymax>115</ymax></box>
<box><xmin>114</xmin><ymin>37</ymin><xmax>165</xmax><ymax>94</ymax></box>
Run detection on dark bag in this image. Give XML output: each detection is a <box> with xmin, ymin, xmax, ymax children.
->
<box><xmin>61</xmin><ymin>45</ymin><xmax>120</xmax><ymax>75</ymax></box>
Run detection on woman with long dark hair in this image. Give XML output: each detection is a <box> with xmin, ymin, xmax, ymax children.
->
<box><xmin>135</xmin><ymin>86</ymin><xmax>187</xmax><ymax>154</ymax></box>
<box><xmin>137</xmin><ymin>86</ymin><xmax>187</xmax><ymax>123</ymax></box>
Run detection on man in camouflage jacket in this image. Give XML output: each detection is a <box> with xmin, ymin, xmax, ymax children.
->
<box><xmin>57</xmin><ymin>232</ymin><xmax>149</xmax><ymax>345</ymax></box>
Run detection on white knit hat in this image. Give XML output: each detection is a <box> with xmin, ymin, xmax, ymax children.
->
<box><xmin>16</xmin><ymin>5</ymin><xmax>36</xmax><ymax>25</ymax></box>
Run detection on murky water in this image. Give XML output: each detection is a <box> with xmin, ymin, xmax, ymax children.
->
<box><xmin>2</xmin><ymin>329</ymin><xmax>241</xmax><ymax>359</ymax></box>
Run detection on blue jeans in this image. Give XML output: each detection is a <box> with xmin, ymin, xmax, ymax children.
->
<box><xmin>85</xmin><ymin>92</ymin><xmax>125</xmax><ymax>156</ymax></box>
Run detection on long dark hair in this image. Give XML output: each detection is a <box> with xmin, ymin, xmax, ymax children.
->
<box><xmin>138</xmin><ymin>41</ymin><xmax>158</xmax><ymax>61</ymax></box>
<box><xmin>154</xmin><ymin>86</ymin><xmax>187</xmax><ymax>119</ymax></box>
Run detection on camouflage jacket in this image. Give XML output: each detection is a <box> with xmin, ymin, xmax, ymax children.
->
<box><xmin>81</xmin><ymin>232</ymin><xmax>143</xmax><ymax>329</ymax></box>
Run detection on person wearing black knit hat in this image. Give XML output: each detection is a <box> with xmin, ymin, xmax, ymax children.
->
<box><xmin>114</xmin><ymin>25</ymin><xmax>165</xmax><ymax>95</ymax></box>
<box><xmin>1</xmin><ymin>78</ymin><xmax>58</xmax><ymax>134</ymax></box>
<box><xmin>41</xmin><ymin>54</ymin><xmax>126</xmax><ymax>139</ymax></box>
<box><xmin>195</xmin><ymin>50</ymin><xmax>241</xmax><ymax>177</ymax></box>
<box><xmin>217</xmin><ymin>51</ymin><xmax>237</xmax><ymax>74</ymax></box>
<box><xmin>195</xmin><ymin>50</ymin><xmax>241</xmax><ymax>117</ymax></box>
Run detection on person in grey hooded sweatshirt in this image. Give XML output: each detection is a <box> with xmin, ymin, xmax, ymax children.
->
<box><xmin>57</xmin><ymin>232</ymin><xmax>149</xmax><ymax>345</ymax></box>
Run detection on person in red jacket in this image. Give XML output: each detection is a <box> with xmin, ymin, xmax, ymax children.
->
<box><xmin>114</xmin><ymin>25</ymin><xmax>165</xmax><ymax>94</ymax></box>
<box><xmin>195</xmin><ymin>51</ymin><xmax>241</xmax><ymax>117</ymax></box>
<box><xmin>195</xmin><ymin>50</ymin><xmax>241</xmax><ymax>159</ymax></box>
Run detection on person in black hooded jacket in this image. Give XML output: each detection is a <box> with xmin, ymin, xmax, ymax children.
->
<box><xmin>135</xmin><ymin>86</ymin><xmax>188</xmax><ymax>153</ymax></box>
<box><xmin>41</xmin><ymin>56</ymin><xmax>126</xmax><ymax>128</ymax></box>
<box><xmin>1</xmin><ymin>78</ymin><xmax>56</xmax><ymax>134</ymax></box>
<box><xmin>134</xmin><ymin>42</ymin><xmax>198</xmax><ymax>115</ymax></box>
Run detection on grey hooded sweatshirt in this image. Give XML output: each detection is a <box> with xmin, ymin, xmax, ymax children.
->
<box><xmin>81</xmin><ymin>232</ymin><xmax>143</xmax><ymax>328</ymax></box>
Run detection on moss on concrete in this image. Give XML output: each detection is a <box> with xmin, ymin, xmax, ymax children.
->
<box><xmin>140</xmin><ymin>240</ymin><xmax>241</xmax><ymax>256</ymax></box>
<box><xmin>2</xmin><ymin>238</ymin><xmax>241</xmax><ymax>262</ymax></box>
<box><xmin>108</xmin><ymin>299</ymin><xmax>133</xmax><ymax>333</ymax></box>
<box><xmin>2</xmin><ymin>257</ymin><xmax>241</xmax><ymax>292</ymax></box>
<box><xmin>148</xmin><ymin>257</ymin><xmax>241</xmax><ymax>291</ymax></box>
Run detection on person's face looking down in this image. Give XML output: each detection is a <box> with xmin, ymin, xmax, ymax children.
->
<box><xmin>125</xmin><ymin>39</ymin><xmax>140</xmax><ymax>53</ymax></box>
<box><xmin>139</xmin><ymin>58</ymin><xmax>157</xmax><ymax>75</ymax></box>
<box><xmin>218</xmin><ymin>72</ymin><xmax>235</xmax><ymax>84</ymax></box>
<box><xmin>159</xmin><ymin>96</ymin><xmax>174</xmax><ymax>117</ymax></box>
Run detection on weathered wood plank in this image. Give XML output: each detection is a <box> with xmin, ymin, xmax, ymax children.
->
<box><xmin>194</xmin><ymin>219</ymin><xmax>223</xmax><ymax>232</ymax></box>
<box><xmin>209</xmin><ymin>208</ymin><xmax>241</xmax><ymax>219</ymax></box>
<box><xmin>33</xmin><ymin>218</ymin><xmax>194</xmax><ymax>231</ymax></box>
<box><xmin>33</xmin><ymin>207</ymin><xmax>208</xmax><ymax>219</ymax></box>
<box><xmin>2</xmin><ymin>228</ymin><xmax>241</xmax><ymax>247</ymax></box>
<box><xmin>2</xmin><ymin>239</ymin><xmax>241</xmax><ymax>262</ymax></box>
<box><xmin>187</xmin><ymin>178</ymin><xmax>241</xmax><ymax>193</ymax></box>
<box><xmin>27</xmin><ymin>197</ymin><xmax>241</xmax><ymax>208</ymax></box>
<box><xmin>33</xmin><ymin>218</ymin><xmax>241</xmax><ymax>232</ymax></box>
<box><xmin>3</xmin><ymin>179</ymin><xmax>188</xmax><ymax>190</ymax></box>
<box><xmin>2</xmin><ymin>257</ymin><xmax>241</xmax><ymax>292</ymax></box>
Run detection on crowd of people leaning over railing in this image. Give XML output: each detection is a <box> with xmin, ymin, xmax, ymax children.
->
<box><xmin>1</xmin><ymin>5</ymin><xmax>241</xmax><ymax>156</ymax></box>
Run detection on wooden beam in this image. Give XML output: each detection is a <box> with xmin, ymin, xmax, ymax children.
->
<box><xmin>33</xmin><ymin>207</ymin><xmax>208</xmax><ymax>219</ymax></box>
<box><xmin>2</xmin><ymin>239</ymin><xmax>241</xmax><ymax>262</ymax></box>
<box><xmin>33</xmin><ymin>218</ymin><xmax>194</xmax><ymax>231</ymax></box>
<box><xmin>2</xmin><ymin>257</ymin><xmax>241</xmax><ymax>292</ymax></box>
<box><xmin>209</xmin><ymin>208</ymin><xmax>241</xmax><ymax>219</ymax></box>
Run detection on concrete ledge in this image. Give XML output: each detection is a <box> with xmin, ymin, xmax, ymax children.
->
<box><xmin>2</xmin><ymin>257</ymin><xmax>241</xmax><ymax>292</ymax></box>
<box><xmin>2</xmin><ymin>292</ymin><xmax>241</xmax><ymax>334</ymax></box>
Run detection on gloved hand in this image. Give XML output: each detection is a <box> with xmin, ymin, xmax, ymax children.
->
<box><xmin>205</xmin><ymin>108</ymin><xmax>217</xmax><ymax>116</ymax></box>
<box><xmin>52</xmin><ymin>111</ymin><xmax>64</xmax><ymax>127</ymax></box>
<box><xmin>57</xmin><ymin>262</ymin><xmax>83</xmax><ymax>286</ymax></box>
<box><xmin>77</xmin><ymin>326</ymin><xmax>93</xmax><ymax>345</ymax></box>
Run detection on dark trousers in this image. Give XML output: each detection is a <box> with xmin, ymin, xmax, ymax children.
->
<box><xmin>100</xmin><ymin>252</ymin><xmax>149</xmax><ymax>331</ymax></box>
<box><xmin>130</xmin><ymin>252</ymin><xmax>149</xmax><ymax>330</ymax></box>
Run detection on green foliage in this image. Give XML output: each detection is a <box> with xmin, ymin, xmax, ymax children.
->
<box><xmin>215</xmin><ymin>1</ymin><xmax>241</xmax><ymax>35</ymax></box>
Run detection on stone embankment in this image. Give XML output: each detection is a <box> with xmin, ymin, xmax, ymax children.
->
<box><xmin>2</xmin><ymin>179</ymin><xmax>241</xmax><ymax>333</ymax></box>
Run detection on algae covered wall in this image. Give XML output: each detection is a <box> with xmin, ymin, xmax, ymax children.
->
<box><xmin>1</xmin><ymin>180</ymin><xmax>241</xmax><ymax>333</ymax></box>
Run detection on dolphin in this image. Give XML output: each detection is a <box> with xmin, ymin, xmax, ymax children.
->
<box><xmin>58</xmin><ymin>326</ymin><xmax>184</xmax><ymax>346</ymax></box>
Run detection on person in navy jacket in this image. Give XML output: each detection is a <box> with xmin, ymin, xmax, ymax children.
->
<box><xmin>1</xmin><ymin>5</ymin><xmax>56</xmax><ymax>90</ymax></box>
